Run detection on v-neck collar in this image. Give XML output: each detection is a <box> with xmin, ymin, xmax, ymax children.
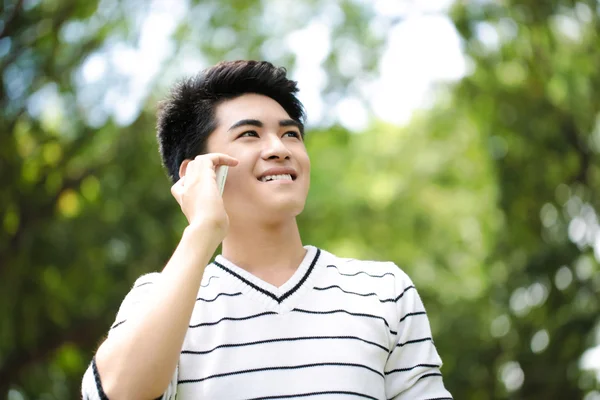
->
<box><xmin>212</xmin><ymin>246</ymin><xmax>321</xmax><ymax>312</ymax></box>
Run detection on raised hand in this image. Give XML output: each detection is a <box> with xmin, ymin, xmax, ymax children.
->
<box><xmin>171</xmin><ymin>153</ymin><xmax>238</xmax><ymax>244</ymax></box>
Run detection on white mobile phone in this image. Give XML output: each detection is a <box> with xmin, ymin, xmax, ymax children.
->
<box><xmin>216</xmin><ymin>165</ymin><xmax>229</xmax><ymax>196</ymax></box>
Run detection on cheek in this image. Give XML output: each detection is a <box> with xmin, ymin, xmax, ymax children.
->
<box><xmin>300</xmin><ymin>151</ymin><xmax>311</xmax><ymax>173</ymax></box>
<box><xmin>292</xmin><ymin>143</ymin><xmax>309</xmax><ymax>164</ymax></box>
<box><xmin>299</xmin><ymin>154</ymin><xmax>311</xmax><ymax>190</ymax></box>
<box><xmin>227</xmin><ymin>158</ymin><xmax>257</xmax><ymax>189</ymax></box>
<box><xmin>227</xmin><ymin>168</ymin><xmax>250</xmax><ymax>188</ymax></box>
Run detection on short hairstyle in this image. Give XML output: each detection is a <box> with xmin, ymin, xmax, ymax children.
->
<box><xmin>156</xmin><ymin>60</ymin><xmax>306</xmax><ymax>183</ymax></box>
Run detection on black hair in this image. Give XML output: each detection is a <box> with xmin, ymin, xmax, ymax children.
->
<box><xmin>156</xmin><ymin>60</ymin><xmax>306</xmax><ymax>183</ymax></box>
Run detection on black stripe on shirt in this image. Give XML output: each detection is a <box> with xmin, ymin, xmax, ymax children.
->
<box><xmin>418</xmin><ymin>372</ymin><xmax>444</xmax><ymax>381</ymax></box>
<box><xmin>385</xmin><ymin>363</ymin><xmax>441</xmax><ymax>375</ymax></box>
<box><xmin>91</xmin><ymin>357</ymin><xmax>109</xmax><ymax>400</ymax></box>
<box><xmin>326</xmin><ymin>264</ymin><xmax>395</xmax><ymax>279</ymax></box>
<box><xmin>196</xmin><ymin>292</ymin><xmax>242</xmax><ymax>302</ymax></box>
<box><xmin>134</xmin><ymin>281</ymin><xmax>153</xmax><ymax>289</ymax></box>
<box><xmin>292</xmin><ymin>308</ymin><xmax>393</xmax><ymax>333</ymax></box>
<box><xmin>396</xmin><ymin>337</ymin><xmax>433</xmax><ymax>347</ymax></box>
<box><xmin>111</xmin><ymin>291</ymin><xmax>242</xmax><ymax>331</ymax></box>
<box><xmin>247</xmin><ymin>391</ymin><xmax>379</xmax><ymax>400</ymax></box>
<box><xmin>399</xmin><ymin>311</ymin><xmax>427</xmax><ymax>323</ymax></box>
<box><xmin>181</xmin><ymin>335</ymin><xmax>389</xmax><ymax>355</ymax></box>
<box><xmin>213</xmin><ymin>262</ymin><xmax>278</xmax><ymax>302</ymax></box>
<box><xmin>178</xmin><ymin>362</ymin><xmax>384</xmax><ymax>384</ymax></box>
<box><xmin>394</xmin><ymin>285</ymin><xmax>415</xmax><ymax>302</ymax></box>
<box><xmin>313</xmin><ymin>285</ymin><xmax>397</xmax><ymax>303</ymax></box>
<box><xmin>189</xmin><ymin>311</ymin><xmax>277</xmax><ymax>328</ymax></box>
<box><xmin>110</xmin><ymin>320</ymin><xmax>126</xmax><ymax>330</ymax></box>
<box><xmin>201</xmin><ymin>276</ymin><xmax>220</xmax><ymax>288</ymax></box>
<box><xmin>214</xmin><ymin>249</ymin><xmax>321</xmax><ymax>304</ymax></box>
<box><xmin>280</xmin><ymin>248</ymin><xmax>321</xmax><ymax>302</ymax></box>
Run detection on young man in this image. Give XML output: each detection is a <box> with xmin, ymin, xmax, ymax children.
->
<box><xmin>82</xmin><ymin>60</ymin><xmax>452</xmax><ymax>399</ymax></box>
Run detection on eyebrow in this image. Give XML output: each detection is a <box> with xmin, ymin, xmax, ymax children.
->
<box><xmin>279</xmin><ymin>119</ymin><xmax>303</xmax><ymax>132</ymax></box>
<box><xmin>228</xmin><ymin>119</ymin><xmax>262</xmax><ymax>131</ymax></box>
<box><xmin>227</xmin><ymin>118</ymin><xmax>304</xmax><ymax>133</ymax></box>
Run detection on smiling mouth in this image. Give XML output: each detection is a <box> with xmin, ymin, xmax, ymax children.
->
<box><xmin>258</xmin><ymin>173</ymin><xmax>296</xmax><ymax>182</ymax></box>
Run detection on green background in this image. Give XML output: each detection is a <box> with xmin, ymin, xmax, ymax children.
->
<box><xmin>1</xmin><ymin>0</ymin><xmax>599</xmax><ymax>398</ymax></box>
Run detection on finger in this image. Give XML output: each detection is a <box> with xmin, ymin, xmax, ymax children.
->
<box><xmin>195</xmin><ymin>153</ymin><xmax>239</xmax><ymax>168</ymax></box>
<box><xmin>182</xmin><ymin>154</ymin><xmax>239</xmax><ymax>186</ymax></box>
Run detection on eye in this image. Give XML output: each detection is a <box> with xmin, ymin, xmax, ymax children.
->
<box><xmin>283</xmin><ymin>131</ymin><xmax>301</xmax><ymax>139</ymax></box>
<box><xmin>238</xmin><ymin>130</ymin><xmax>259</xmax><ymax>138</ymax></box>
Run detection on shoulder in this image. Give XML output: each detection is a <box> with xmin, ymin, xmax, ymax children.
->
<box><xmin>316</xmin><ymin>248</ymin><xmax>414</xmax><ymax>297</ymax></box>
<box><xmin>319</xmin><ymin>248</ymin><xmax>411</xmax><ymax>284</ymax></box>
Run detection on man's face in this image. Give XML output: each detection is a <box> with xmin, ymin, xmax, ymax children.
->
<box><xmin>206</xmin><ymin>93</ymin><xmax>310</xmax><ymax>225</ymax></box>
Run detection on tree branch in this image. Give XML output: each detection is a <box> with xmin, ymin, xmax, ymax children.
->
<box><xmin>561</xmin><ymin>116</ymin><xmax>591</xmax><ymax>185</ymax></box>
<box><xmin>0</xmin><ymin>0</ymin><xmax>24</xmax><ymax>40</ymax></box>
<box><xmin>0</xmin><ymin>317</ymin><xmax>104</xmax><ymax>392</ymax></box>
<box><xmin>0</xmin><ymin>164</ymin><xmax>106</xmax><ymax>276</ymax></box>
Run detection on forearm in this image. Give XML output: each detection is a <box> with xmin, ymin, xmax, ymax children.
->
<box><xmin>95</xmin><ymin>224</ymin><xmax>217</xmax><ymax>399</ymax></box>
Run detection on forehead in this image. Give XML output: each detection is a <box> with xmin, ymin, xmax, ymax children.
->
<box><xmin>214</xmin><ymin>93</ymin><xmax>291</xmax><ymax>127</ymax></box>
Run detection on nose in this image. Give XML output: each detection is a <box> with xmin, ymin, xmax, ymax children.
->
<box><xmin>261</xmin><ymin>135</ymin><xmax>292</xmax><ymax>160</ymax></box>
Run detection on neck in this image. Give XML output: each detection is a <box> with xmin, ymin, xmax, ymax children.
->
<box><xmin>221</xmin><ymin>218</ymin><xmax>306</xmax><ymax>279</ymax></box>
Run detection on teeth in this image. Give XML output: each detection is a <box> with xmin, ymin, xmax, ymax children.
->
<box><xmin>260</xmin><ymin>174</ymin><xmax>293</xmax><ymax>182</ymax></box>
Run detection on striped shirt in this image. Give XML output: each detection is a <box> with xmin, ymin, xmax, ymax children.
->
<box><xmin>82</xmin><ymin>245</ymin><xmax>452</xmax><ymax>399</ymax></box>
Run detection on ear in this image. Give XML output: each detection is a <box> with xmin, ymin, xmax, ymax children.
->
<box><xmin>179</xmin><ymin>159</ymin><xmax>191</xmax><ymax>179</ymax></box>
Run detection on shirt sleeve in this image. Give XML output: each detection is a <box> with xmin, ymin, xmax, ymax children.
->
<box><xmin>384</xmin><ymin>267</ymin><xmax>453</xmax><ymax>400</ymax></box>
<box><xmin>81</xmin><ymin>273</ymin><xmax>178</xmax><ymax>400</ymax></box>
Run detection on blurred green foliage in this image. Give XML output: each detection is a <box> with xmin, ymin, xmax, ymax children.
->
<box><xmin>1</xmin><ymin>0</ymin><xmax>599</xmax><ymax>398</ymax></box>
